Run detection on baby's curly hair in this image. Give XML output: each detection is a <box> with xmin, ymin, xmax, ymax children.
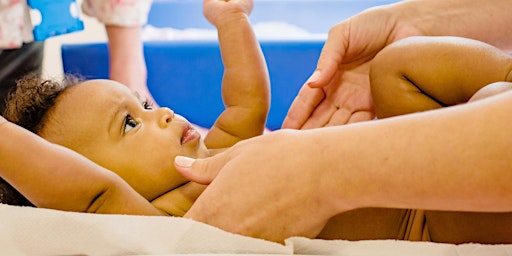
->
<box><xmin>3</xmin><ymin>73</ymin><xmax>82</xmax><ymax>133</ymax></box>
<box><xmin>0</xmin><ymin>73</ymin><xmax>82</xmax><ymax>206</ymax></box>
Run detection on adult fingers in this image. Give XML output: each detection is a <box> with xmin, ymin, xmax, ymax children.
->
<box><xmin>282</xmin><ymin>86</ymin><xmax>325</xmax><ymax>129</ymax></box>
<box><xmin>300</xmin><ymin>101</ymin><xmax>341</xmax><ymax>129</ymax></box>
<box><xmin>306</xmin><ymin>22</ymin><xmax>349</xmax><ymax>88</ymax></box>
<box><xmin>347</xmin><ymin>110</ymin><xmax>375</xmax><ymax>124</ymax></box>
<box><xmin>326</xmin><ymin>109</ymin><xmax>374</xmax><ymax>127</ymax></box>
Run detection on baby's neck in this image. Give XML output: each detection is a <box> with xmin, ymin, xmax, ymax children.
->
<box><xmin>150</xmin><ymin>182</ymin><xmax>206</xmax><ymax>216</ymax></box>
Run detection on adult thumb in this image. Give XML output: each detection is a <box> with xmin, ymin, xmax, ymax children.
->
<box><xmin>306</xmin><ymin>24</ymin><xmax>348</xmax><ymax>88</ymax></box>
<box><xmin>174</xmin><ymin>155</ymin><xmax>223</xmax><ymax>185</ymax></box>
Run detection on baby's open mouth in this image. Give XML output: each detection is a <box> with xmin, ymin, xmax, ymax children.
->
<box><xmin>181</xmin><ymin>123</ymin><xmax>200</xmax><ymax>145</ymax></box>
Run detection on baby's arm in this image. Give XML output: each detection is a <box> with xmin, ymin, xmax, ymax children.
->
<box><xmin>0</xmin><ymin>117</ymin><xmax>163</xmax><ymax>216</ymax></box>
<box><xmin>202</xmin><ymin>0</ymin><xmax>270</xmax><ymax>149</ymax></box>
<box><xmin>370</xmin><ymin>36</ymin><xmax>512</xmax><ymax>118</ymax></box>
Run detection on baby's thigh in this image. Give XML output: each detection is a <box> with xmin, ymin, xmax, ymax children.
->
<box><xmin>317</xmin><ymin>208</ymin><xmax>416</xmax><ymax>240</ymax></box>
<box><xmin>468</xmin><ymin>81</ymin><xmax>512</xmax><ymax>102</ymax></box>
<box><xmin>426</xmin><ymin>211</ymin><xmax>512</xmax><ymax>244</ymax></box>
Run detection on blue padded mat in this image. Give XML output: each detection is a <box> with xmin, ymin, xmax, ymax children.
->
<box><xmin>62</xmin><ymin>40</ymin><xmax>323</xmax><ymax>130</ymax></box>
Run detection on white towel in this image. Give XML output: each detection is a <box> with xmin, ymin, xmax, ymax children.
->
<box><xmin>286</xmin><ymin>237</ymin><xmax>512</xmax><ymax>256</ymax></box>
<box><xmin>0</xmin><ymin>203</ymin><xmax>291</xmax><ymax>255</ymax></box>
<box><xmin>1</xmin><ymin>203</ymin><xmax>512</xmax><ymax>256</ymax></box>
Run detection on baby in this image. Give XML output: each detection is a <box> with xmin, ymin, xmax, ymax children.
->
<box><xmin>2</xmin><ymin>0</ymin><xmax>269</xmax><ymax>216</ymax></box>
<box><xmin>3</xmin><ymin>11</ymin><xmax>512</xmax><ymax>243</ymax></box>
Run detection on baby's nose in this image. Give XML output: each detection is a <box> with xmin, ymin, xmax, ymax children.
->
<box><xmin>158</xmin><ymin>107</ymin><xmax>175</xmax><ymax>127</ymax></box>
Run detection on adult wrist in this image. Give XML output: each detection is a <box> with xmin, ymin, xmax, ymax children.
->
<box><xmin>301</xmin><ymin>127</ymin><xmax>368</xmax><ymax>216</ymax></box>
<box><xmin>394</xmin><ymin>0</ymin><xmax>512</xmax><ymax>50</ymax></box>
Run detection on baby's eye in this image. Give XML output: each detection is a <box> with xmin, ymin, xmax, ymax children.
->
<box><xmin>124</xmin><ymin>115</ymin><xmax>138</xmax><ymax>133</ymax></box>
<box><xmin>143</xmin><ymin>100</ymin><xmax>153</xmax><ymax>110</ymax></box>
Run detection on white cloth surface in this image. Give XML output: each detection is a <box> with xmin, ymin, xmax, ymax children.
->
<box><xmin>0</xmin><ymin>203</ymin><xmax>290</xmax><ymax>255</ymax></box>
<box><xmin>1</xmin><ymin>203</ymin><xmax>512</xmax><ymax>256</ymax></box>
<box><xmin>287</xmin><ymin>237</ymin><xmax>512</xmax><ymax>256</ymax></box>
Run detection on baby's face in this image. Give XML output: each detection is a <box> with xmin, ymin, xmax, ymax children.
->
<box><xmin>41</xmin><ymin>80</ymin><xmax>209</xmax><ymax>201</ymax></box>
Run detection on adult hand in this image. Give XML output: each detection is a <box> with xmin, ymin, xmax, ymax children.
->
<box><xmin>282</xmin><ymin>3</ymin><xmax>424</xmax><ymax>129</ymax></box>
<box><xmin>175</xmin><ymin>130</ymin><xmax>339</xmax><ymax>243</ymax></box>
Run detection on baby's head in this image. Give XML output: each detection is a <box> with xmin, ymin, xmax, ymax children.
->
<box><xmin>4</xmin><ymin>75</ymin><xmax>208</xmax><ymax>201</ymax></box>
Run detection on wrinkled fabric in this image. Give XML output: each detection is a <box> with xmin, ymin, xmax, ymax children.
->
<box><xmin>0</xmin><ymin>0</ymin><xmax>152</xmax><ymax>49</ymax></box>
<box><xmin>81</xmin><ymin>0</ymin><xmax>152</xmax><ymax>27</ymax></box>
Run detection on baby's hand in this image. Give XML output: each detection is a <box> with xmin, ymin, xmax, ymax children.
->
<box><xmin>203</xmin><ymin>0</ymin><xmax>253</xmax><ymax>27</ymax></box>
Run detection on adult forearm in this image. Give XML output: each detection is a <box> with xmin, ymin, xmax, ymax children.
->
<box><xmin>393</xmin><ymin>0</ymin><xmax>512</xmax><ymax>51</ymax></box>
<box><xmin>315</xmin><ymin>92</ymin><xmax>512</xmax><ymax>214</ymax></box>
<box><xmin>105</xmin><ymin>25</ymin><xmax>147</xmax><ymax>89</ymax></box>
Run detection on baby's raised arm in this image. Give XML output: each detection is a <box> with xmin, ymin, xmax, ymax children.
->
<box><xmin>202</xmin><ymin>0</ymin><xmax>270</xmax><ymax>149</ymax></box>
<box><xmin>0</xmin><ymin>117</ymin><xmax>162</xmax><ymax>215</ymax></box>
<box><xmin>370</xmin><ymin>36</ymin><xmax>512</xmax><ymax>118</ymax></box>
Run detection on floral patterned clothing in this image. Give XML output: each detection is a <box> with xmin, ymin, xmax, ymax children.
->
<box><xmin>0</xmin><ymin>0</ymin><xmax>152</xmax><ymax>50</ymax></box>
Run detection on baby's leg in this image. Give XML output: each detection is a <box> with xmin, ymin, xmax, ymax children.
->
<box><xmin>425</xmin><ymin>211</ymin><xmax>512</xmax><ymax>244</ymax></box>
<box><xmin>370</xmin><ymin>48</ymin><xmax>444</xmax><ymax>119</ymax></box>
<box><xmin>317</xmin><ymin>208</ymin><xmax>422</xmax><ymax>241</ymax></box>
<box><xmin>468</xmin><ymin>81</ymin><xmax>512</xmax><ymax>102</ymax></box>
<box><xmin>370</xmin><ymin>36</ymin><xmax>512</xmax><ymax>118</ymax></box>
